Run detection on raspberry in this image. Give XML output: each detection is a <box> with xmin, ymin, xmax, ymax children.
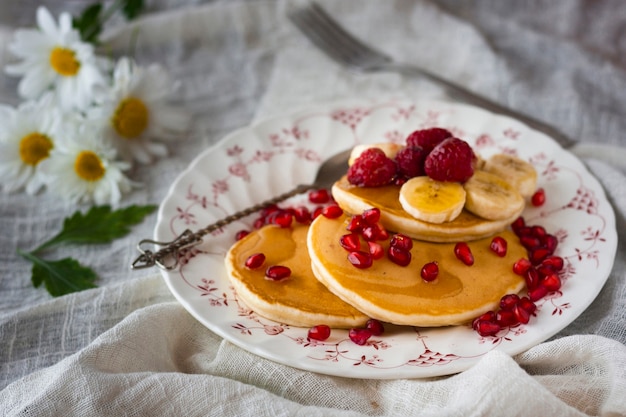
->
<box><xmin>406</xmin><ymin>127</ymin><xmax>452</xmax><ymax>153</ymax></box>
<box><xmin>394</xmin><ymin>146</ymin><xmax>427</xmax><ymax>179</ymax></box>
<box><xmin>347</xmin><ymin>148</ymin><xmax>397</xmax><ymax>187</ymax></box>
<box><xmin>424</xmin><ymin>137</ymin><xmax>475</xmax><ymax>182</ymax></box>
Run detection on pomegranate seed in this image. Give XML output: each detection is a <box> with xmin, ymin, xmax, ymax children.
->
<box><xmin>308</xmin><ymin>324</ymin><xmax>331</xmax><ymax>341</ymax></box>
<box><xmin>421</xmin><ymin>261</ymin><xmax>439</xmax><ymax>282</ymax></box>
<box><xmin>349</xmin><ymin>328</ymin><xmax>372</xmax><ymax>345</ymax></box>
<box><xmin>525</xmin><ymin>267</ymin><xmax>541</xmax><ymax>290</ymax></box>
<box><xmin>235</xmin><ymin>230</ymin><xmax>250</xmax><ymax>241</ymax></box>
<box><xmin>513</xmin><ymin>303</ymin><xmax>531</xmax><ymax>324</ymax></box>
<box><xmin>531</xmin><ymin>188</ymin><xmax>546</xmax><ymax>206</ymax></box>
<box><xmin>531</xmin><ymin>225</ymin><xmax>546</xmax><ymax>237</ymax></box>
<box><xmin>267</xmin><ymin>210</ymin><xmax>293</xmax><ymax>228</ymax></box>
<box><xmin>516</xmin><ymin>226</ymin><xmax>533</xmax><ymax>238</ymax></box>
<box><xmin>365</xmin><ymin>319</ymin><xmax>385</xmax><ymax>336</ymax></box>
<box><xmin>472</xmin><ymin>311</ymin><xmax>496</xmax><ymax>330</ymax></box>
<box><xmin>511</xmin><ymin>217</ymin><xmax>526</xmax><ymax>235</ymax></box>
<box><xmin>520</xmin><ymin>236</ymin><xmax>541</xmax><ymax>250</ymax></box>
<box><xmin>373</xmin><ymin>223</ymin><xmax>389</xmax><ymax>240</ymax></box>
<box><xmin>499</xmin><ymin>294</ymin><xmax>520</xmax><ymax>310</ymax></box>
<box><xmin>541</xmin><ymin>256</ymin><xmax>564</xmax><ymax>272</ymax></box>
<box><xmin>542</xmin><ymin>274</ymin><xmax>562</xmax><ymax>291</ymax></box>
<box><xmin>260</xmin><ymin>205</ymin><xmax>280</xmax><ymax>218</ymax></box>
<box><xmin>346</xmin><ymin>215</ymin><xmax>364</xmax><ymax>233</ymax></box>
<box><xmin>529</xmin><ymin>247</ymin><xmax>551</xmax><ymax>265</ymax></box>
<box><xmin>518</xmin><ymin>296</ymin><xmax>537</xmax><ymax>314</ymax></box>
<box><xmin>312</xmin><ymin>206</ymin><xmax>324</xmax><ymax>219</ymax></box>
<box><xmin>362</xmin><ymin>208</ymin><xmax>381</xmax><ymax>225</ymax></box>
<box><xmin>308</xmin><ymin>189</ymin><xmax>330</xmax><ymax>204</ymax></box>
<box><xmin>475</xmin><ymin>320</ymin><xmax>501</xmax><ymax>337</ymax></box>
<box><xmin>528</xmin><ymin>285</ymin><xmax>548</xmax><ymax>301</ymax></box>
<box><xmin>322</xmin><ymin>205</ymin><xmax>343</xmax><ymax>219</ymax></box>
<box><xmin>388</xmin><ymin>246</ymin><xmax>412</xmax><ymax>266</ymax></box>
<box><xmin>390</xmin><ymin>233</ymin><xmax>413</xmax><ymax>251</ymax></box>
<box><xmin>245</xmin><ymin>253</ymin><xmax>266</xmax><ymax>269</ymax></box>
<box><xmin>542</xmin><ymin>234</ymin><xmax>558</xmax><ymax>254</ymax></box>
<box><xmin>362</xmin><ymin>225</ymin><xmax>379</xmax><ymax>241</ymax></box>
<box><xmin>347</xmin><ymin>251</ymin><xmax>373</xmax><ymax>269</ymax></box>
<box><xmin>496</xmin><ymin>309</ymin><xmax>519</xmax><ymax>327</ymax></box>
<box><xmin>489</xmin><ymin>236</ymin><xmax>508</xmax><ymax>257</ymax></box>
<box><xmin>367</xmin><ymin>241</ymin><xmax>385</xmax><ymax>260</ymax></box>
<box><xmin>513</xmin><ymin>258</ymin><xmax>532</xmax><ymax>275</ymax></box>
<box><xmin>253</xmin><ymin>217</ymin><xmax>265</xmax><ymax>229</ymax></box>
<box><xmin>454</xmin><ymin>242</ymin><xmax>474</xmax><ymax>266</ymax></box>
<box><xmin>293</xmin><ymin>206</ymin><xmax>312</xmax><ymax>224</ymax></box>
<box><xmin>340</xmin><ymin>233</ymin><xmax>362</xmax><ymax>252</ymax></box>
<box><xmin>265</xmin><ymin>265</ymin><xmax>292</xmax><ymax>281</ymax></box>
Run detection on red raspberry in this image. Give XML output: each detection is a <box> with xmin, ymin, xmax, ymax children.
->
<box><xmin>406</xmin><ymin>128</ymin><xmax>452</xmax><ymax>154</ymax></box>
<box><xmin>424</xmin><ymin>137</ymin><xmax>476</xmax><ymax>182</ymax></box>
<box><xmin>394</xmin><ymin>146</ymin><xmax>427</xmax><ymax>179</ymax></box>
<box><xmin>347</xmin><ymin>148</ymin><xmax>397</xmax><ymax>187</ymax></box>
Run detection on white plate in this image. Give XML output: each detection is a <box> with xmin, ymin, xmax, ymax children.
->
<box><xmin>155</xmin><ymin>98</ymin><xmax>617</xmax><ymax>379</ymax></box>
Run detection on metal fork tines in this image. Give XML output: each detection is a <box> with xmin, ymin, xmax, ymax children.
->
<box><xmin>288</xmin><ymin>2</ymin><xmax>576</xmax><ymax>149</ymax></box>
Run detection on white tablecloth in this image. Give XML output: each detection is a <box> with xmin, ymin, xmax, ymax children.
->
<box><xmin>1</xmin><ymin>1</ymin><xmax>625</xmax><ymax>416</ymax></box>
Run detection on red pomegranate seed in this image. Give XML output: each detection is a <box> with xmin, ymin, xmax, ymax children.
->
<box><xmin>454</xmin><ymin>242</ymin><xmax>474</xmax><ymax>266</ymax></box>
<box><xmin>390</xmin><ymin>233</ymin><xmax>413</xmax><ymax>251</ymax></box>
<box><xmin>542</xmin><ymin>234</ymin><xmax>558</xmax><ymax>254</ymax></box>
<box><xmin>349</xmin><ymin>328</ymin><xmax>372</xmax><ymax>345</ymax></box>
<box><xmin>511</xmin><ymin>217</ymin><xmax>526</xmax><ymax>235</ymax></box>
<box><xmin>525</xmin><ymin>267</ymin><xmax>540</xmax><ymax>290</ymax></box>
<box><xmin>347</xmin><ymin>251</ymin><xmax>373</xmax><ymax>269</ymax></box>
<box><xmin>475</xmin><ymin>320</ymin><xmax>501</xmax><ymax>337</ymax></box>
<box><xmin>513</xmin><ymin>303</ymin><xmax>531</xmax><ymax>324</ymax></box>
<box><xmin>496</xmin><ymin>309</ymin><xmax>518</xmax><ymax>327</ymax></box>
<box><xmin>531</xmin><ymin>225</ymin><xmax>546</xmax><ymax>237</ymax></box>
<box><xmin>245</xmin><ymin>253</ymin><xmax>266</xmax><ymax>269</ymax></box>
<box><xmin>361</xmin><ymin>225</ymin><xmax>379</xmax><ymax>241</ymax></box>
<box><xmin>308</xmin><ymin>189</ymin><xmax>330</xmax><ymax>204</ymax></box>
<box><xmin>362</xmin><ymin>208</ymin><xmax>381</xmax><ymax>225</ymax></box>
<box><xmin>528</xmin><ymin>285</ymin><xmax>548</xmax><ymax>301</ymax></box>
<box><xmin>265</xmin><ymin>265</ymin><xmax>292</xmax><ymax>281</ymax></box>
<box><xmin>367</xmin><ymin>241</ymin><xmax>385</xmax><ymax>259</ymax></box>
<box><xmin>520</xmin><ymin>236</ymin><xmax>541</xmax><ymax>250</ymax></box>
<box><xmin>373</xmin><ymin>223</ymin><xmax>389</xmax><ymax>240</ymax></box>
<box><xmin>472</xmin><ymin>311</ymin><xmax>496</xmax><ymax>330</ymax></box>
<box><xmin>518</xmin><ymin>296</ymin><xmax>537</xmax><ymax>314</ymax></box>
<box><xmin>308</xmin><ymin>324</ymin><xmax>331</xmax><ymax>341</ymax></box>
<box><xmin>346</xmin><ymin>215</ymin><xmax>364</xmax><ymax>233</ymax></box>
<box><xmin>531</xmin><ymin>188</ymin><xmax>546</xmax><ymax>206</ymax></box>
<box><xmin>500</xmin><ymin>294</ymin><xmax>520</xmax><ymax>310</ymax></box>
<box><xmin>388</xmin><ymin>246</ymin><xmax>412</xmax><ymax>266</ymax></box>
<box><xmin>293</xmin><ymin>206</ymin><xmax>312</xmax><ymax>224</ymax></box>
<box><xmin>322</xmin><ymin>205</ymin><xmax>343</xmax><ymax>219</ymax></box>
<box><xmin>529</xmin><ymin>247</ymin><xmax>551</xmax><ymax>265</ymax></box>
<box><xmin>513</xmin><ymin>258</ymin><xmax>532</xmax><ymax>275</ymax></box>
<box><xmin>490</xmin><ymin>236</ymin><xmax>508</xmax><ymax>257</ymax></box>
<box><xmin>253</xmin><ymin>217</ymin><xmax>265</xmax><ymax>229</ymax></box>
<box><xmin>340</xmin><ymin>233</ymin><xmax>362</xmax><ymax>252</ymax></box>
<box><xmin>541</xmin><ymin>256</ymin><xmax>564</xmax><ymax>272</ymax></box>
<box><xmin>421</xmin><ymin>261</ymin><xmax>439</xmax><ymax>282</ymax></box>
<box><xmin>365</xmin><ymin>319</ymin><xmax>385</xmax><ymax>336</ymax></box>
<box><xmin>312</xmin><ymin>206</ymin><xmax>324</xmax><ymax>219</ymax></box>
<box><xmin>542</xmin><ymin>274</ymin><xmax>562</xmax><ymax>291</ymax></box>
<box><xmin>235</xmin><ymin>230</ymin><xmax>250</xmax><ymax>241</ymax></box>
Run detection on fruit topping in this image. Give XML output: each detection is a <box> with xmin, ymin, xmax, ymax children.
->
<box><xmin>454</xmin><ymin>242</ymin><xmax>474</xmax><ymax>266</ymax></box>
<box><xmin>387</xmin><ymin>245</ymin><xmax>412</xmax><ymax>266</ymax></box>
<box><xmin>463</xmin><ymin>170</ymin><xmax>524</xmax><ymax>220</ymax></box>
<box><xmin>245</xmin><ymin>253</ymin><xmax>266</xmax><ymax>269</ymax></box>
<box><xmin>483</xmin><ymin>154</ymin><xmax>537</xmax><ymax>198</ymax></box>
<box><xmin>394</xmin><ymin>146</ymin><xmax>428</xmax><ymax>179</ymax></box>
<box><xmin>365</xmin><ymin>319</ymin><xmax>385</xmax><ymax>336</ymax></box>
<box><xmin>308</xmin><ymin>324</ymin><xmax>331</xmax><ymax>341</ymax></box>
<box><xmin>424</xmin><ymin>137</ymin><xmax>476</xmax><ymax>182</ymax></box>
<box><xmin>321</xmin><ymin>205</ymin><xmax>343</xmax><ymax>219</ymax></box>
<box><xmin>347</xmin><ymin>148</ymin><xmax>397</xmax><ymax>187</ymax></box>
<box><xmin>308</xmin><ymin>189</ymin><xmax>331</xmax><ymax>204</ymax></box>
<box><xmin>347</xmin><ymin>251</ymin><xmax>374</xmax><ymax>269</ymax></box>
<box><xmin>349</xmin><ymin>327</ymin><xmax>372</xmax><ymax>345</ymax></box>
<box><xmin>265</xmin><ymin>265</ymin><xmax>292</xmax><ymax>281</ymax></box>
<box><xmin>490</xmin><ymin>236</ymin><xmax>508</xmax><ymax>257</ymax></box>
<box><xmin>421</xmin><ymin>261</ymin><xmax>439</xmax><ymax>282</ymax></box>
<box><xmin>531</xmin><ymin>188</ymin><xmax>546</xmax><ymax>206</ymax></box>
<box><xmin>405</xmin><ymin>127</ymin><xmax>452</xmax><ymax>153</ymax></box>
<box><xmin>399</xmin><ymin>176</ymin><xmax>466</xmax><ymax>224</ymax></box>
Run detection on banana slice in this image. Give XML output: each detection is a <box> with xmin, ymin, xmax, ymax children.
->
<box><xmin>463</xmin><ymin>170</ymin><xmax>525</xmax><ymax>220</ymax></box>
<box><xmin>482</xmin><ymin>154</ymin><xmax>537</xmax><ymax>198</ymax></box>
<box><xmin>399</xmin><ymin>176</ymin><xmax>466</xmax><ymax>224</ymax></box>
<box><xmin>348</xmin><ymin>142</ymin><xmax>403</xmax><ymax>166</ymax></box>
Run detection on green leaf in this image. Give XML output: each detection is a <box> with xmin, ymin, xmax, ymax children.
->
<box><xmin>36</xmin><ymin>204</ymin><xmax>157</xmax><ymax>252</ymax></box>
<box><xmin>122</xmin><ymin>0</ymin><xmax>145</xmax><ymax>20</ymax></box>
<box><xmin>72</xmin><ymin>3</ymin><xmax>103</xmax><ymax>43</ymax></box>
<box><xmin>20</xmin><ymin>251</ymin><xmax>98</xmax><ymax>297</ymax></box>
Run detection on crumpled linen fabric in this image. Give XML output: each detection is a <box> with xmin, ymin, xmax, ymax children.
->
<box><xmin>0</xmin><ymin>1</ymin><xmax>625</xmax><ymax>416</ymax></box>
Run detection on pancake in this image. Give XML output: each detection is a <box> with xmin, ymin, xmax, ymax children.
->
<box><xmin>225</xmin><ymin>223</ymin><xmax>369</xmax><ymax>328</ymax></box>
<box><xmin>307</xmin><ymin>213</ymin><xmax>527</xmax><ymax>327</ymax></box>
<box><xmin>332</xmin><ymin>175</ymin><xmax>524</xmax><ymax>243</ymax></box>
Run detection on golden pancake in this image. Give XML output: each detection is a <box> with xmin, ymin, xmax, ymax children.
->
<box><xmin>225</xmin><ymin>223</ymin><xmax>369</xmax><ymax>328</ymax></box>
<box><xmin>307</xmin><ymin>214</ymin><xmax>527</xmax><ymax>327</ymax></box>
<box><xmin>332</xmin><ymin>175</ymin><xmax>523</xmax><ymax>242</ymax></box>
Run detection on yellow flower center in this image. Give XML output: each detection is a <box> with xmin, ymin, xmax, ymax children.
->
<box><xmin>19</xmin><ymin>132</ymin><xmax>53</xmax><ymax>166</ymax></box>
<box><xmin>112</xmin><ymin>97</ymin><xmax>149</xmax><ymax>139</ymax></box>
<box><xmin>49</xmin><ymin>47</ymin><xmax>81</xmax><ymax>76</ymax></box>
<box><xmin>74</xmin><ymin>151</ymin><xmax>105</xmax><ymax>181</ymax></box>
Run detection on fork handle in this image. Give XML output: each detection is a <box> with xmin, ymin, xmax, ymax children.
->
<box><xmin>390</xmin><ymin>63</ymin><xmax>576</xmax><ymax>149</ymax></box>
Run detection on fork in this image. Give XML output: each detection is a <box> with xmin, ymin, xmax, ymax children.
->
<box><xmin>288</xmin><ymin>2</ymin><xmax>577</xmax><ymax>149</ymax></box>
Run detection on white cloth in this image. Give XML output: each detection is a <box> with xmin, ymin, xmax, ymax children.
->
<box><xmin>1</xmin><ymin>1</ymin><xmax>625</xmax><ymax>416</ymax></box>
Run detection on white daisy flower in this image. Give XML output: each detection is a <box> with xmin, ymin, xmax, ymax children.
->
<box><xmin>89</xmin><ymin>57</ymin><xmax>190</xmax><ymax>164</ymax></box>
<box><xmin>0</xmin><ymin>94</ymin><xmax>64</xmax><ymax>194</ymax></box>
<box><xmin>5</xmin><ymin>6</ymin><xmax>109</xmax><ymax>110</ymax></box>
<box><xmin>38</xmin><ymin>122</ymin><xmax>134</xmax><ymax>206</ymax></box>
